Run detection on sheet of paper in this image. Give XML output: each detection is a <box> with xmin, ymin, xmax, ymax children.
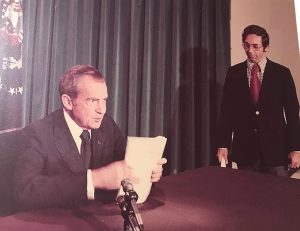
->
<box><xmin>118</xmin><ymin>136</ymin><xmax>167</xmax><ymax>203</ymax></box>
<box><xmin>231</xmin><ymin>161</ymin><xmax>238</xmax><ymax>169</ymax></box>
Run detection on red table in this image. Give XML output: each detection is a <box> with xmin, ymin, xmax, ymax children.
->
<box><xmin>1</xmin><ymin>166</ymin><xmax>300</xmax><ymax>231</ymax></box>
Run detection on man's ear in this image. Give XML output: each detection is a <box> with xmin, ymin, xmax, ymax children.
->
<box><xmin>263</xmin><ymin>45</ymin><xmax>269</xmax><ymax>53</ymax></box>
<box><xmin>61</xmin><ymin>94</ymin><xmax>73</xmax><ymax>110</ymax></box>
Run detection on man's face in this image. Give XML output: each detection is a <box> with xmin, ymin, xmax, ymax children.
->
<box><xmin>69</xmin><ymin>75</ymin><xmax>108</xmax><ymax>130</ymax></box>
<box><xmin>243</xmin><ymin>34</ymin><xmax>267</xmax><ymax>63</ymax></box>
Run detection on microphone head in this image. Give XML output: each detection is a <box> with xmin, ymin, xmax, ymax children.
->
<box><xmin>121</xmin><ymin>178</ymin><xmax>134</xmax><ymax>192</ymax></box>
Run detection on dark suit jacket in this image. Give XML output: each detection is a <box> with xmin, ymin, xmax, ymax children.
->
<box><xmin>0</xmin><ymin>129</ymin><xmax>25</xmax><ymax>216</ymax></box>
<box><xmin>13</xmin><ymin>109</ymin><xmax>126</xmax><ymax>210</ymax></box>
<box><xmin>217</xmin><ymin>59</ymin><xmax>300</xmax><ymax>166</ymax></box>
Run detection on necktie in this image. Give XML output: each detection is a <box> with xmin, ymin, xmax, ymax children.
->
<box><xmin>80</xmin><ymin>130</ymin><xmax>91</xmax><ymax>169</ymax></box>
<box><xmin>250</xmin><ymin>64</ymin><xmax>261</xmax><ymax>105</ymax></box>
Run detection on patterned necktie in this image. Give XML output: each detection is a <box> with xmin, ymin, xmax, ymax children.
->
<box><xmin>80</xmin><ymin>130</ymin><xmax>91</xmax><ymax>169</ymax></box>
<box><xmin>250</xmin><ymin>64</ymin><xmax>261</xmax><ymax>105</ymax></box>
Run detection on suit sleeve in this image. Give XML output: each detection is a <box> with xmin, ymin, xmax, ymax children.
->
<box><xmin>93</xmin><ymin>116</ymin><xmax>126</xmax><ymax>202</ymax></box>
<box><xmin>282</xmin><ymin>69</ymin><xmax>300</xmax><ymax>151</ymax></box>
<box><xmin>217</xmin><ymin>68</ymin><xmax>234</xmax><ymax>149</ymax></box>
<box><xmin>112</xmin><ymin>119</ymin><xmax>126</xmax><ymax>161</ymax></box>
<box><xmin>13</xmin><ymin>129</ymin><xmax>87</xmax><ymax>211</ymax></box>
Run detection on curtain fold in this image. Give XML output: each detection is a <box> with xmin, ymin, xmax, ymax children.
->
<box><xmin>23</xmin><ymin>0</ymin><xmax>230</xmax><ymax>175</ymax></box>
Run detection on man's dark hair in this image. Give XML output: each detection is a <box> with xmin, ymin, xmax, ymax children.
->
<box><xmin>59</xmin><ymin>65</ymin><xmax>104</xmax><ymax>98</ymax></box>
<box><xmin>242</xmin><ymin>25</ymin><xmax>269</xmax><ymax>49</ymax></box>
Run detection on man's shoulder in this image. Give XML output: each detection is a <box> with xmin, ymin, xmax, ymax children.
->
<box><xmin>229</xmin><ymin>61</ymin><xmax>247</xmax><ymax>71</ymax></box>
<box><xmin>96</xmin><ymin>114</ymin><xmax>119</xmax><ymax>131</ymax></box>
<box><xmin>266</xmin><ymin>59</ymin><xmax>290</xmax><ymax>71</ymax></box>
<box><xmin>93</xmin><ymin>114</ymin><xmax>123</xmax><ymax>138</ymax></box>
<box><xmin>225</xmin><ymin>61</ymin><xmax>247</xmax><ymax>80</ymax></box>
<box><xmin>24</xmin><ymin>109</ymin><xmax>63</xmax><ymax>134</ymax></box>
<box><xmin>101</xmin><ymin>114</ymin><xmax>115</xmax><ymax>124</ymax></box>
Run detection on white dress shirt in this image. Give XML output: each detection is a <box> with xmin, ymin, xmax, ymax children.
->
<box><xmin>63</xmin><ymin>109</ymin><xmax>95</xmax><ymax>199</ymax></box>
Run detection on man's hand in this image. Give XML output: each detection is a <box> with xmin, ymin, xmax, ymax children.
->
<box><xmin>288</xmin><ymin>151</ymin><xmax>300</xmax><ymax>168</ymax></box>
<box><xmin>217</xmin><ymin>148</ymin><xmax>228</xmax><ymax>165</ymax></box>
<box><xmin>91</xmin><ymin>158</ymin><xmax>167</xmax><ymax>190</ymax></box>
<box><xmin>91</xmin><ymin>160</ymin><xmax>136</xmax><ymax>190</ymax></box>
<box><xmin>151</xmin><ymin>158</ymin><xmax>167</xmax><ymax>182</ymax></box>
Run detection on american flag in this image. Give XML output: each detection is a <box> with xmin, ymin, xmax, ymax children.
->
<box><xmin>0</xmin><ymin>0</ymin><xmax>23</xmax><ymax>131</ymax></box>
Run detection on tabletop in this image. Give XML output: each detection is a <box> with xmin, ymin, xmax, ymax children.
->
<box><xmin>1</xmin><ymin>166</ymin><xmax>300</xmax><ymax>231</ymax></box>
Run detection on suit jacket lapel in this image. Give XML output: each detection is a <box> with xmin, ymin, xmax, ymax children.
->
<box><xmin>53</xmin><ymin>110</ymin><xmax>85</xmax><ymax>173</ymax></box>
<box><xmin>239</xmin><ymin>61</ymin><xmax>254</xmax><ymax>106</ymax></box>
<box><xmin>90</xmin><ymin>130</ymin><xmax>106</xmax><ymax>169</ymax></box>
<box><xmin>257</xmin><ymin>59</ymin><xmax>271</xmax><ymax>107</ymax></box>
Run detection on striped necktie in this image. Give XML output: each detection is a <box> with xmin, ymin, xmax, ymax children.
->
<box><xmin>250</xmin><ymin>64</ymin><xmax>261</xmax><ymax>105</ymax></box>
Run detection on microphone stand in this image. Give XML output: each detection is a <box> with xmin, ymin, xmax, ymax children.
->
<box><xmin>117</xmin><ymin>192</ymin><xmax>144</xmax><ymax>231</ymax></box>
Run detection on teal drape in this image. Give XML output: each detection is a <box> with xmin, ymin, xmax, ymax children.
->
<box><xmin>22</xmin><ymin>0</ymin><xmax>230</xmax><ymax>175</ymax></box>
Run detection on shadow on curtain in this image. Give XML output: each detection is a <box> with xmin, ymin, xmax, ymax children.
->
<box><xmin>22</xmin><ymin>0</ymin><xmax>230</xmax><ymax>175</ymax></box>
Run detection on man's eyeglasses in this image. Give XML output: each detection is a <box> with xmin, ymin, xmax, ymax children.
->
<box><xmin>242</xmin><ymin>43</ymin><xmax>263</xmax><ymax>51</ymax></box>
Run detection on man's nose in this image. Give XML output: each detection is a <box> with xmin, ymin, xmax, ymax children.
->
<box><xmin>248</xmin><ymin>46</ymin><xmax>256</xmax><ymax>53</ymax></box>
<box><xmin>96</xmin><ymin>101</ymin><xmax>106</xmax><ymax>114</ymax></box>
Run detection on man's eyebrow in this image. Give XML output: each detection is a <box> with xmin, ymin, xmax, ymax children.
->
<box><xmin>244</xmin><ymin>42</ymin><xmax>259</xmax><ymax>45</ymax></box>
<box><xmin>87</xmin><ymin>97</ymin><xmax>108</xmax><ymax>100</ymax></box>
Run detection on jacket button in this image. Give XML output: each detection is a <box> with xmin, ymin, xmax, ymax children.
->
<box><xmin>255</xmin><ymin>111</ymin><xmax>259</xmax><ymax>115</ymax></box>
<box><xmin>254</xmin><ymin>129</ymin><xmax>258</xmax><ymax>132</ymax></box>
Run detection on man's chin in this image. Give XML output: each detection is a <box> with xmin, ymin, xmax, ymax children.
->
<box><xmin>91</xmin><ymin>121</ymin><xmax>102</xmax><ymax>129</ymax></box>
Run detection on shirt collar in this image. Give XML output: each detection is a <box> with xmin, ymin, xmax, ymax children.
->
<box><xmin>247</xmin><ymin>57</ymin><xmax>267</xmax><ymax>74</ymax></box>
<box><xmin>63</xmin><ymin>109</ymin><xmax>91</xmax><ymax>140</ymax></box>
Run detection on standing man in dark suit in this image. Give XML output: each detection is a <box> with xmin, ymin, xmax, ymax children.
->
<box><xmin>14</xmin><ymin>65</ymin><xmax>167</xmax><ymax>210</ymax></box>
<box><xmin>217</xmin><ymin>25</ymin><xmax>300</xmax><ymax>176</ymax></box>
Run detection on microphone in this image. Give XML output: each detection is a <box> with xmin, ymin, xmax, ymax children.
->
<box><xmin>121</xmin><ymin>179</ymin><xmax>138</xmax><ymax>200</ymax></box>
<box><xmin>119</xmin><ymin>179</ymin><xmax>144</xmax><ymax>231</ymax></box>
<box><xmin>121</xmin><ymin>178</ymin><xmax>134</xmax><ymax>191</ymax></box>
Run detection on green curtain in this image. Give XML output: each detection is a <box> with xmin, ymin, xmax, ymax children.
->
<box><xmin>22</xmin><ymin>0</ymin><xmax>230</xmax><ymax>175</ymax></box>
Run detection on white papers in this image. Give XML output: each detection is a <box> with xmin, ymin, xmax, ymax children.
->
<box><xmin>118</xmin><ymin>136</ymin><xmax>167</xmax><ymax>203</ymax></box>
<box><xmin>231</xmin><ymin>161</ymin><xmax>238</xmax><ymax>169</ymax></box>
<box><xmin>220</xmin><ymin>158</ymin><xmax>238</xmax><ymax>169</ymax></box>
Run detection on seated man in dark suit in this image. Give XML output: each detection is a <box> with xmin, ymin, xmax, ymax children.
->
<box><xmin>13</xmin><ymin>65</ymin><xmax>167</xmax><ymax>211</ymax></box>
